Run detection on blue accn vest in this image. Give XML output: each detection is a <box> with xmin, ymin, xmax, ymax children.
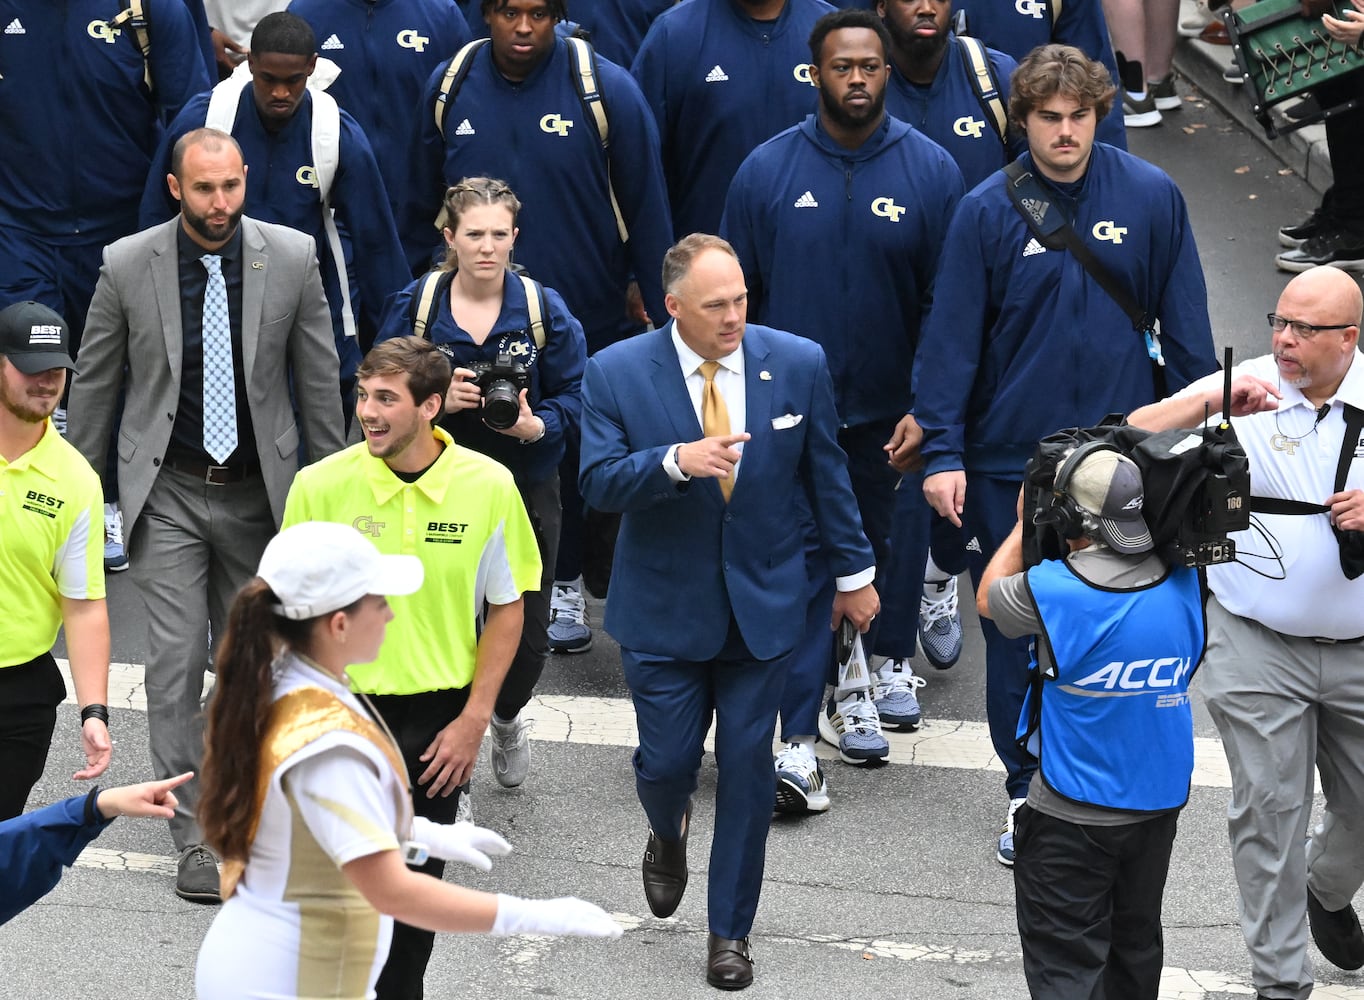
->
<box><xmin>1018</xmin><ymin>559</ymin><xmax>1205</xmax><ymax>812</ymax></box>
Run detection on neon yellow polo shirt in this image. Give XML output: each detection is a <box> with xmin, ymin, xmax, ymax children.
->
<box><xmin>283</xmin><ymin>427</ymin><xmax>542</xmax><ymax>695</ymax></box>
<box><xmin>0</xmin><ymin>421</ymin><xmax>104</xmax><ymax>668</ymax></box>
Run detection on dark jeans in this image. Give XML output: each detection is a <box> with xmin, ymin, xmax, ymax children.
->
<box><xmin>0</xmin><ymin>653</ymin><xmax>66</xmax><ymax>820</ymax></box>
<box><xmin>1014</xmin><ymin>803</ymin><xmax>1179</xmax><ymax>1000</ymax></box>
<box><xmin>1314</xmin><ymin>75</ymin><xmax>1364</xmax><ymax>228</ymax></box>
<box><xmin>369</xmin><ymin>687</ymin><xmax>471</xmax><ymax>1000</ymax></box>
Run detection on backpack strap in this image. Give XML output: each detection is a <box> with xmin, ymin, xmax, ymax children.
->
<box><xmin>434</xmin><ymin>39</ymin><xmax>490</xmax><ymax>140</ymax></box>
<box><xmin>204</xmin><ymin>76</ymin><xmax>244</xmax><ymax>134</ymax></box>
<box><xmin>1050</xmin><ymin>0</ymin><xmax>1063</xmax><ymax>28</ymax></box>
<box><xmin>1002</xmin><ymin>160</ymin><xmax>1166</xmax><ymax>398</ymax></box>
<box><xmin>410</xmin><ymin>270</ymin><xmax>453</xmax><ymax>340</ymax></box>
<box><xmin>110</xmin><ymin>0</ymin><xmax>153</xmax><ymax>94</ymax></box>
<box><xmin>565</xmin><ymin>37</ymin><xmax>628</xmax><ymax>244</ymax></box>
<box><xmin>519</xmin><ymin>273</ymin><xmax>547</xmax><ymax>349</ymax></box>
<box><xmin>307</xmin><ymin>89</ymin><xmax>354</xmax><ymax>341</ymax></box>
<box><xmin>957</xmin><ymin>36</ymin><xmax>1008</xmax><ymax>147</ymax></box>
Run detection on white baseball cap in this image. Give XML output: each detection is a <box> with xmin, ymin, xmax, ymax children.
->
<box><xmin>258</xmin><ymin>522</ymin><xmax>424</xmax><ymax>620</ymax></box>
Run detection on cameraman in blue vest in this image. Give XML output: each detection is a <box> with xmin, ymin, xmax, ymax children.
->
<box><xmin>978</xmin><ymin>443</ymin><xmax>1205</xmax><ymax>1000</ymax></box>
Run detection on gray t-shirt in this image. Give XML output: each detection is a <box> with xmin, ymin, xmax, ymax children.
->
<box><xmin>989</xmin><ymin>545</ymin><xmax>1178</xmax><ymax>827</ymax></box>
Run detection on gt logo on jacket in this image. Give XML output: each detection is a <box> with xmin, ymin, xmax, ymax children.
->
<box><xmin>540</xmin><ymin>113</ymin><xmax>574</xmax><ymax>136</ymax></box>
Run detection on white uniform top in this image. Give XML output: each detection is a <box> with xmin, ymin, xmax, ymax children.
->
<box><xmin>1179</xmin><ymin>351</ymin><xmax>1364</xmax><ymax>639</ymax></box>
<box><xmin>202</xmin><ymin>1</ymin><xmax>286</xmax><ymax>47</ymax></box>
<box><xmin>195</xmin><ymin>653</ymin><xmax>408</xmax><ymax>1000</ymax></box>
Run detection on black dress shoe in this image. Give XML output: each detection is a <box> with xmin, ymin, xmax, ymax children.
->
<box><xmin>642</xmin><ymin>800</ymin><xmax>691</xmax><ymax>918</ymax></box>
<box><xmin>706</xmin><ymin>934</ymin><xmax>754</xmax><ymax>990</ymax></box>
<box><xmin>1307</xmin><ymin>886</ymin><xmax>1364</xmax><ymax>970</ymax></box>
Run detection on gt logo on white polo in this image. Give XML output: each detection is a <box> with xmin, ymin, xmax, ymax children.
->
<box><xmin>953</xmin><ymin>115</ymin><xmax>986</xmax><ymax>139</ymax></box>
<box><xmin>88</xmin><ymin>19</ymin><xmax>119</xmax><ymax>42</ymax></box>
<box><xmin>1092</xmin><ymin>220</ymin><xmax>1128</xmax><ymax>244</ymax></box>
<box><xmin>1015</xmin><ymin>0</ymin><xmax>1047</xmax><ymax>17</ymax></box>
<box><xmin>871</xmin><ymin>197</ymin><xmax>906</xmax><ymax>222</ymax></box>
<box><xmin>297</xmin><ymin>166</ymin><xmax>319</xmax><ymax>188</ymax></box>
<box><xmin>397</xmin><ymin>29</ymin><xmax>430</xmax><ymax>51</ymax></box>
<box><xmin>794</xmin><ymin>64</ymin><xmax>815</xmax><ymax>86</ymax></box>
<box><xmin>540</xmin><ymin>113</ymin><xmax>573</xmax><ymax>136</ymax></box>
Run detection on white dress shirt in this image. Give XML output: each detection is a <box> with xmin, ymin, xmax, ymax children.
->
<box><xmin>661</xmin><ymin>327</ymin><xmax>746</xmax><ymax>483</ymax></box>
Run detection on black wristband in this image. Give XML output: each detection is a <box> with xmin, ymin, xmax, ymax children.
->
<box><xmin>80</xmin><ymin>703</ymin><xmax>110</xmax><ymax>725</ymax></box>
<box><xmin>84</xmin><ymin>787</ymin><xmax>104</xmax><ymax>825</ymax></box>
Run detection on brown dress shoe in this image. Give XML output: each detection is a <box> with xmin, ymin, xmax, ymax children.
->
<box><xmin>642</xmin><ymin>800</ymin><xmax>691</xmax><ymax>918</ymax></box>
<box><xmin>706</xmin><ymin>934</ymin><xmax>754</xmax><ymax>990</ymax></box>
<box><xmin>1199</xmin><ymin>19</ymin><xmax>1231</xmax><ymax>43</ymax></box>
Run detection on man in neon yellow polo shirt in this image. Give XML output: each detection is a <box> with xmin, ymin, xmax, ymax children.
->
<box><xmin>0</xmin><ymin>301</ymin><xmax>111</xmax><ymax>821</ymax></box>
<box><xmin>282</xmin><ymin>337</ymin><xmax>540</xmax><ymax>1000</ymax></box>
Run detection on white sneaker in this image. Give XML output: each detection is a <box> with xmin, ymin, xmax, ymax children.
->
<box><xmin>103</xmin><ymin>502</ymin><xmax>129</xmax><ymax>572</ymax></box>
<box><xmin>1178</xmin><ymin>0</ymin><xmax>1214</xmax><ymax>36</ymax></box>
<box><xmin>547</xmin><ymin>583</ymin><xmax>592</xmax><ymax>654</ymax></box>
<box><xmin>456</xmin><ymin>784</ymin><xmax>474</xmax><ymax>824</ymax></box>
<box><xmin>998</xmin><ymin>797</ymin><xmax>1027</xmax><ymax>866</ymax></box>
<box><xmin>873</xmin><ymin>660</ymin><xmax>926</xmax><ymax>731</ymax></box>
<box><xmin>818</xmin><ymin>692</ymin><xmax>890</xmax><ymax>766</ymax></box>
<box><xmin>919</xmin><ymin>576</ymin><xmax>963</xmax><ymax>669</ymax></box>
<box><xmin>774</xmin><ymin>742</ymin><xmax>830</xmax><ymax>813</ymax></box>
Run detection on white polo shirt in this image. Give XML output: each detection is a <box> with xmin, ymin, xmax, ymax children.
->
<box><xmin>1186</xmin><ymin>351</ymin><xmax>1364</xmax><ymax>639</ymax></box>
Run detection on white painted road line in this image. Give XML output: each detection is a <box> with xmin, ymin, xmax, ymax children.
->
<box><xmin>58</xmin><ymin>660</ymin><xmax>1235</xmax><ymax>787</ymax></box>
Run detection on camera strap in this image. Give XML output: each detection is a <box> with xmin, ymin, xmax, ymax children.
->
<box><xmin>1002</xmin><ymin>161</ymin><xmax>1166</xmax><ymax>398</ymax></box>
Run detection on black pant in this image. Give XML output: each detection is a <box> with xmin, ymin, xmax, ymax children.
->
<box><xmin>0</xmin><ymin>653</ymin><xmax>66</xmax><ymax>820</ymax></box>
<box><xmin>369</xmin><ymin>686</ymin><xmax>471</xmax><ymax>1000</ymax></box>
<box><xmin>494</xmin><ymin>474</ymin><xmax>560</xmax><ymax>721</ymax></box>
<box><xmin>1314</xmin><ymin>75</ymin><xmax>1364</xmax><ymax>228</ymax></box>
<box><xmin>1013</xmin><ymin>803</ymin><xmax>1179</xmax><ymax>1000</ymax></box>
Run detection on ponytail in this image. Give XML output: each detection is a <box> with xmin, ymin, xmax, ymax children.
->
<box><xmin>198</xmin><ymin>578</ymin><xmax>311</xmax><ymax>864</ymax></box>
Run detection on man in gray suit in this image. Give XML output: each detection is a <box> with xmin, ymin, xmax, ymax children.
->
<box><xmin>68</xmin><ymin>128</ymin><xmax>345</xmax><ymax>903</ymax></box>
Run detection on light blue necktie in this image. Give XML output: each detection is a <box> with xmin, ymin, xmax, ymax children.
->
<box><xmin>200</xmin><ymin>254</ymin><xmax>238</xmax><ymax>464</ymax></box>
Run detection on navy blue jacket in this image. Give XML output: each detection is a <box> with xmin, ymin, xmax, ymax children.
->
<box><xmin>580</xmin><ymin>323</ymin><xmax>874</xmax><ymax>661</ymax></box>
<box><xmin>630</xmin><ymin>0</ymin><xmax>832</xmax><ymax>238</ymax></box>
<box><xmin>459</xmin><ymin>0</ymin><xmax>673</xmax><ymax>67</ymax></box>
<box><xmin>405</xmin><ymin>37</ymin><xmax>673</xmax><ymax>350</ymax></box>
<box><xmin>955</xmin><ymin>0</ymin><xmax>1127</xmax><ymax>149</ymax></box>
<box><xmin>142</xmin><ymin>87</ymin><xmax>411</xmax><ymax>382</ymax></box>
<box><xmin>288</xmin><ymin>0</ymin><xmax>470</xmax><ymax>227</ymax></box>
<box><xmin>0</xmin><ymin>0</ymin><xmax>211</xmax><ymax>243</ymax></box>
<box><xmin>884</xmin><ymin>35</ymin><xmax>1024</xmax><ymax>191</ymax></box>
<box><xmin>721</xmin><ymin>115</ymin><xmax>964</xmax><ymax>427</ymax></box>
<box><xmin>376</xmin><ymin>269</ymin><xmax>586</xmax><ymax>486</ymax></box>
<box><xmin>914</xmin><ymin>143</ymin><xmax>1217</xmax><ymax>479</ymax></box>
<box><xmin>1</xmin><ymin>792</ymin><xmax>111</xmax><ymax>926</ymax></box>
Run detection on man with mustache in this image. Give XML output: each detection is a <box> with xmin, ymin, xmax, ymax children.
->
<box><xmin>913</xmin><ymin>44</ymin><xmax>1215</xmax><ymax>868</ymax></box>
<box><xmin>721</xmin><ymin>8</ymin><xmax>963</xmax><ymax>812</ymax></box>
<box><xmin>1129</xmin><ymin>265</ymin><xmax>1364</xmax><ymax>1000</ymax></box>
<box><xmin>68</xmin><ymin>127</ymin><xmax>345</xmax><ymax>903</ymax></box>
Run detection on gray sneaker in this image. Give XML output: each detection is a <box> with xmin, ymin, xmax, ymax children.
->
<box><xmin>489</xmin><ymin>712</ymin><xmax>533</xmax><ymax>788</ymax></box>
<box><xmin>1149</xmin><ymin>74</ymin><xmax>1182</xmax><ymax>111</ymax></box>
<box><xmin>1123</xmin><ymin>90</ymin><xmax>1162</xmax><ymax>128</ymax></box>
<box><xmin>175</xmin><ymin>844</ymin><xmax>222</xmax><ymax>903</ymax></box>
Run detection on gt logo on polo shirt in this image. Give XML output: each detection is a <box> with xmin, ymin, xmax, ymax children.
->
<box><xmin>22</xmin><ymin>489</ymin><xmax>66</xmax><ymax>518</ymax></box>
<box><xmin>1092</xmin><ymin>220</ymin><xmax>1128</xmax><ymax>244</ymax></box>
<box><xmin>353</xmin><ymin>515</ymin><xmax>386</xmax><ymax>537</ymax></box>
<box><xmin>426</xmin><ymin>521</ymin><xmax>468</xmax><ymax>544</ymax></box>
<box><xmin>540</xmin><ymin>114</ymin><xmax>573</xmax><ymax>137</ymax></box>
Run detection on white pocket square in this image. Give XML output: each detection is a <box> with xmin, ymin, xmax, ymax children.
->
<box><xmin>771</xmin><ymin>413</ymin><xmax>803</xmax><ymax>430</ymax></box>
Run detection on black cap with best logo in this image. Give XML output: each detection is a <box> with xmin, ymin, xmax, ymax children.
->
<box><xmin>0</xmin><ymin>301</ymin><xmax>78</xmax><ymax>375</ymax></box>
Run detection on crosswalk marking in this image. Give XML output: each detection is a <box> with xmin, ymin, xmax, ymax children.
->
<box><xmin>58</xmin><ymin>660</ymin><xmax>1235</xmax><ymax>787</ymax></box>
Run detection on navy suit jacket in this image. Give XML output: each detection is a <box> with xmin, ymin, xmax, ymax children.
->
<box><xmin>580</xmin><ymin>322</ymin><xmax>874</xmax><ymax>662</ymax></box>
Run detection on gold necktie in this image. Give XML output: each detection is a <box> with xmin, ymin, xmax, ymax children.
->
<box><xmin>699</xmin><ymin>360</ymin><xmax>733</xmax><ymax>501</ymax></box>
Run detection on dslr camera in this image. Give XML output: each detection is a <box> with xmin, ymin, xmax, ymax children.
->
<box><xmin>469</xmin><ymin>349</ymin><xmax>532</xmax><ymax>431</ymax></box>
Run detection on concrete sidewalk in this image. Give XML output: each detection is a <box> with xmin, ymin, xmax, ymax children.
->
<box><xmin>1169</xmin><ymin>0</ymin><xmax>1335</xmax><ymax>195</ymax></box>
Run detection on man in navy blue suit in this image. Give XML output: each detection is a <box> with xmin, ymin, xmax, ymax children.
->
<box><xmin>579</xmin><ymin>234</ymin><xmax>877</xmax><ymax>991</ymax></box>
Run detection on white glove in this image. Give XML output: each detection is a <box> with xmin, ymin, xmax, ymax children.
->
<box><xmin>491</xmin><ymin>893</ymin><xmax>624</xmax><ymax>939</ymax></box>
<box><xmin>410</xmin><ymin>816</ymin><xmax>512</xmax><ymax>872</ymax></box>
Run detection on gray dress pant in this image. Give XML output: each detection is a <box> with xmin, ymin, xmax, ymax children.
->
<box><xmin>1202</xmin><ymin>597</ymin><xmax>1364</xmax><ymax>1000</ymax></box>
<box><xmin>129</xmin><ymin>467</ymin><xmax>275</xmax><ymax>851</ymax></box>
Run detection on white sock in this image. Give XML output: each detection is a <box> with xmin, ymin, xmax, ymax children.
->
<box><xmin>1128</xmin><ymin>89</ymin><xmax>1148</xmax><ymax>101</ymax></box>
<box><xmin>553</xmin><ymin>576</ymin><xmax>583</xmax><ymax>592</ymax></box>
<box><xmin>924</xmin><ymin>553</ymin><xmax>950</xmax><ymax>583</ymax></box>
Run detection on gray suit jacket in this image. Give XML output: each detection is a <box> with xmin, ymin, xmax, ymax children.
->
<box><xmin>69</xmin><ymin>216</ymin><xmax>346</xmax><ymax>534</ymax></box>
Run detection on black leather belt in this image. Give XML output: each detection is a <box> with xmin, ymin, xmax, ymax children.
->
<box><xmin>164</xmin><ymin>458</ymin><xmax>259</xmax><ymax>485</ymax></box>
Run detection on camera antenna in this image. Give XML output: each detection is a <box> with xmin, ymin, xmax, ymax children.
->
<box><xmin>1219</xmin><ymin>347</ymin><xmax>1234</xmax><ymax>432</ymax></box>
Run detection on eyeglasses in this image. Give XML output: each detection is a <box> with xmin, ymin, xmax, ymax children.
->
<box><xmin>1267</xmin><ymin>313</ymin><xmax>1355</xmax><ymax>338</ymax></box>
